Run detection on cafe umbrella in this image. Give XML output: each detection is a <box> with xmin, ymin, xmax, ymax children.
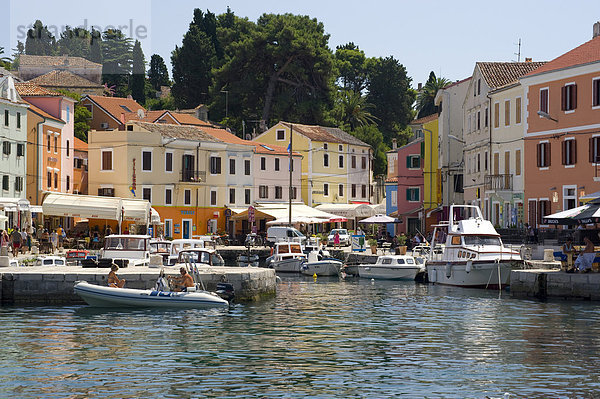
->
<box><xmin>544</xmin><ymin>198</ymin><xmax>600</xmax><ymax>225</ymax></box>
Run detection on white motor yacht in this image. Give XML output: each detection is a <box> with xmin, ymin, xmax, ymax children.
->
<box><xmin>265</xmin><ymin>241</ymin><xmax>307</xmax><ymax>273</ymax></box>
<box><xmin>426</xmin><ymin>204</ymin><xmax>521</xmax><ymax>289</ymax></box>
<box><xmin>358</xmin><ymin>255</ymin><xmax>422</xmax><ymax>280</ymax></box>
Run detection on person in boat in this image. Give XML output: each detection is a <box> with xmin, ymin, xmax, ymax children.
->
<box><xmin>575</xmin><ymin>237</ymin><xmax>596</xmax><ymax>273</ymax></box>
<box><xmin>108</xmin><ymin>264</ymin><xmax>126</xmax><ymax>288</ymax></box>
<box><xmin>168</xmin><ymin>267</ymin><xmax>195</xmax><ymax>291</ymax></box>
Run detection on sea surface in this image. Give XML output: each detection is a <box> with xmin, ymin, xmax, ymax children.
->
<box><xmin>0</xmin><ymin>276</ymin><xmax>599</xmax><ymax>398</ymax></box>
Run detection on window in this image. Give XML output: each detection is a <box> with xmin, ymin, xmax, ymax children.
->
<box><xmin>210</xmin><ymin>190</ymin><xmax>217</xmax><ymax>206</ymax></box>
<box><xmin>15</xmin><ymin>176</ymin><xmax>23</xmax><ymax>192</ymax></box>
<box><xmin>361</xmin><ymin>184</ymin><xmax>366</xmax><ymax>198</ymax></box>
<box><xmin>4</xmin><ymin>110</ymin><xmax>8</xmax><ymax>126</ymax></box>
<box><xmin>338</xmin><ymin>184</ymin><xmax>344</xmax><ymax>197</ymax></box>
<box><xmin>540</xmin><ymin>88</ymin><xmax>549</xmax><ymax>113</ymax></box>
<box><xmin>66</xmin><ymin>140</ymin><xmax>70</xmax><ymax>157</ymax></box>
<box><xmin>477</xmin><ymin>153</ymin><xmax>481</xmax><ymax>172</ymax></box>
<box><xmin>494</xmin><ymin>103</ymin><xmax>499</xmax><ymax>128</ymax></box>
<box><xmin>47</xmin><ymin>171</ymin><xmax>52</xmax><ymax>189</ymax></box>
<box><xmin>164</xmin><ymin>219</ymin><xmax>172</xmax><ymax>238</ymax></box>
<box><xmin>339</xmin><ymin>144</ymin><xmax>343</xmax><ymax>151</ymax></box>
<box><xmin>54</xmin><ymin>136</ymin><xmax>57</xmax><ymax>153</ymax></box>
<box><xmin>484</xmin><ymin>151</ymin><xmax>488</xmax><ymax>171</ymax></box>
<box><xmin>16</xmin><ymin>112</ymin><xmax>20</xmax><ymax>129</ymax></box>
<box><xmin>362</xmin><ymin>156</ymin><xmax>366</xmax><ymax>169</ymax></box>
<box><xmin>351</xmin><ymin>155</ymin><xmax>356</xmax><ymax>168</ymax></box>
<box><xmin>478</xmin><ymin>79</ymin><xmax>481</xmax><ymax>95</ymax></box>
<box><xmin>516</xmin><ymin>150</ymin><xmax>521</xmax><ymax>176</ymax></box>
<box><xmin>453</xmin><ymin>174</ymin><xmax>464</xmax><ymax>193</ymax></box>
<box><xmin>338</xmin><ymin>155</ymin><xmax>344</xmax><ymax>168</ymax></box>
<box><xmin>244</xmin><ymin>159</ymin><xmax>251</xmax><ymax>175</ymax></box>
<box><xmin>275</xmin><ymin>186</ymin><xmax>282</xmax><ymax>199</ymax></box>
<box><xmin>275</xmin><ymin>158</ymin><xmax>280</xmax><ymax>171</ymax></box>
<box><xmin>485</xmin><ymin>108</ymin><xmax>488</xmax><ymax>127</ymax></box>
<box><xmin>538</xmin><ymin>200</ymin><xmax>551</xmax><ymax>225</ymax></box>
<box><xmin>260</xmin><ymin>157</ymin><xmax>266</xmax><ymax>171</ymax></box>
<box><xmin>2</xmin><ymin>175</ymin><xmax>8</xmax><ymax>191</ymax></box>
<box><xmin>101</xmin><ymin>150</ymin><xmax>113</xmax><ymax>170</ymax></box>
<box><xmin>561</xmin><ymin>84</ymin><xmax>577</xmax><ymax>111</ymax></box>
<box><xmin>142</xmin><ymin>150</ymin><xmax>152</xmax><ymax>171</ymax></box>
<box><xmin>537</xmin><ymin>142</ymin><xmax>551</xmax><ymax>167</ymax></box>
<box><xmin>407</xmin><ymin>155</ymin><xmax>420</xmax><ymax>169</ymax></box>
<box><xmin>504</xmin><ymin>100</ymin><xmax>510</xmax><ymax>126</ymax></box>
<box><xmin>244</xmin><ymin>189</ymin><xmax>251</xmax><ymax>204</ymax></box>
<box><xmin>259</xmin><ymin>185</ymin><xmax>268</xmax><ymax>199</ymax></box>
<box><xmin>276</xmin><ymin>130</ymin><xmax>285</xmax><ymax>140</ymax></box>
<box><xmin>594</xmin><ymin>78</ymin><xmax>600</xmax><ymax>107</ymax></box>
<box><xmin>324</xmin><ymin>183</ymin><xmax>329</xmax><ymax>196</ymax></box>
<box><xmin>229</xmin><ymin>158</ymin><xmax>236</xmax><ymax>175</ymax></box>
<box><xmin>2</xmin><ymin>141</ymin><xmax>10</xmax><ymax>155</ymax></box>
<box><xmin>16</xmin><ymin>143</ymin><xmax>24</xmax><ymax>157</ymax></box>
<box><xmin>406</xmin><ymin>187</ymin><xmax>420</xmax><ymax>202</ymax></box>
<box><xmin>563</xmin><ymin>186</ymin><xmax>577</xmax><ymax>211</ymax></box>
<box><xmin>54</xmin><ymin>172</ymin><xmax>58</xmax><ymax>189</ymax></box>
<box><xmin>47</xmin><ymin>134</ymin><xmax>51</xmax><ymax>152</ymax></box>
<box><xmin>165</xmin><ymin>188</ymin><xmax>172</xmax><ymax>205</ymax></box>
<box><xmin>562</xmin><ymin>139</ymin><xmax>577</xmax><ymax>166</ymax></box>
<box><xmin>143</xmin><ymin>188</ymin><xmax>152</xmax><ymax>202</ymax></box>
<box><xmin>66</xmin><ymin>175</ymin><xmax>70</xmax><ymax>191</ymax></box>
<box><xmin>323</xmin><ymin>143</ymin><xmax>328</xmax><ymax>150</ymax></box>
<box><xmin>323</xmin><ymin>153</ymin><xmax>329</xmax><ymax>167</ymax></box>
<box><xmin>184</xmin><ymin>189</ymin><xmax>191</xmax><ymax>205</ymax></box>
<box><xmin>477</xmin><ymin>111</ymin><xmax>481</xmax><ymax>130</ymax></box>
<box><xmin>351</xmin><ymin>184</ymin><xmax>356</xmax><ymax>197</ymax></box>
<box><xmin>165</xmin><ymin>152</ymin><xmax>173</xmax><ymax>172</ymax></box>
<box><xmin>515</xmin><ymin>98</ymin><xmax>522</xmax><ymax>124</ymax></box>
<box><xmin>229</xmin><ymin>188</ymin><xmax>236</xmax><ymax>203</ymax></box>
<box><xmin>291</xmin><ymin>187</ymin><xmax>297</xmax><ymax>199</ymax></box>
<box><xmin>210</xmin><ymin>156</ymin><xmax>221</xmax><ymax>174</ymax></box>
<box><xmin>98</xmin><ymin>187</ymin><xmax>115</xmax><ymax>197</ymax></box>
<box><xmin>181</xmin><ymin>154</ymin><xmax>195</xmax><ymax>181</ymax></box>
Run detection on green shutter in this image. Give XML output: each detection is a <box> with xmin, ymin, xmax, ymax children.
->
<box><xmin>420</xmin><ymin>141</ymin><xmax>425</xmax><ymax>158</ymax></box>
<box><xmin>406</xmin><ymin>188</ymin><xmax>410</xmax><ymax>201</ymax></box>
<box><xmin>406</xmin><ymin>155</ymin><xmax>411</xmax><ymax>168</ymax></box>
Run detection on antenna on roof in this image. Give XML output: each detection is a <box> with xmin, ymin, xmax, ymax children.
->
<box><xmin>513</xmin><ymin>38</ymin><xmax>521</xmax><ymax>62</ymax></box>
<box><xmin>137</xmin><ymin>109</ymin><xmax>145</xmax><ymax>119</ymax></box>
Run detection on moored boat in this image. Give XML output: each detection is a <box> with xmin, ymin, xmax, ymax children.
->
<box><xmin>426</xmin><ymin>204</ymin><xmax>521</xmax><ymax>289</ymax></box>
<box><xmin>358</xmin><ymin>255</ymin><xmax>422</xmax><ymax>280</ymax></box>
<box><xmin>301</xmin><ymin>249</ymin><xmax>343</xmax><ymax>276</ymax></box>
<box><xmin>265</xmin><ymin>241</ymin><xmax>307</xmax><ymax>273</ymax></box>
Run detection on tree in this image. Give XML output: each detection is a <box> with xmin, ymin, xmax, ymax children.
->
<box><xmin>130</xmin><ymin>40</ymin><xmax>146</xmax><ymax>104</ymax></box>
<box><xmin>334</xmin><ymin>90</ymin><xmax>377</xmax><ymax>131</ymax></box>
<box><xmin>89</xmin><ymin>29</ymin><xmax>102</xmax><ymax>64</ymax></box>
<box><xmin>25</xmin><ymin>20</ymin><xmax>57</xmax><ymax>55</ymax></box>
<box><xmin>351</xmin><ymin>124</ymin><xmax>388</xmax><ymax>176</ymax></box>
<box><xmin>101</xmin><ymin>29</ymin><xmax>133</xmax><ymax>98</ymax></box>
<box><xmin>57</xmin><ymin>26</ymin><xmax>91</xmax><ymax>58</ymax></box>
<box><xmin>0</xmin><ymin>47</ymin><xmax>10</xmax><ymax>69</ymax></box>
<box><xmin>148</xmin><ymin>54</ymin><xmax>170</xmax><ymax>91</ymax></box>
<box><xmin>366</xmin><ymin>56</ymin><xmax>414</xmax><ymax>146</ymax></box>
<box><xmin>334</xmin><ymin>43</ymin><xmax>368</xmax><ymax>92</ymax></box>
<box><xmin>57</xmin><ymin>90</ymin><xmax>91</xmax><ymax>142</ymax></box>
<box><xmin>416</xmin><ymin>71</ymin><xmax>451</xmax><ymax>119</ymax></box>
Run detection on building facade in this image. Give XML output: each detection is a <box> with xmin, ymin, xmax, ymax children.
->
<box><xmin>395</xmin><ymin>138</ymin><xmax>424</xmax><ymax>234</ymax></box>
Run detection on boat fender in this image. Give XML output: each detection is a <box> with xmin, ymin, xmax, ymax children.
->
<box><xmin>445</xmin><ymin>263</ymin><xmax>452</xmax><ymax>278</ymax></box>
<box><xmin>270</xmin><ymin>247</ymin><xmax>274</xmax><ymax>256</ymax></box>
<box><xmin>466</xmin><ymin>260</ymin><xmax>472</xmax><ymax>273</ymax></box>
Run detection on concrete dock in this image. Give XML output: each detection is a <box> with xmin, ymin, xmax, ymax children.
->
<box><xmin>511</xmin><ymin>269</ymin><xmax>600</xmax><ymax>300</ymax></box>
<box><xmin>0</xmin><ymin>265</ymin><xmax>276</xmax><ymax>305</ymax></box>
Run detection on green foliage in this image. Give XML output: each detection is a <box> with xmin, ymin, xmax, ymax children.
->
<box><xmin>57</xmin><ymin>26</ymin><xmax>92</xmax><ymax>58</ymax></box>
<box><xmin>130</xmin><ymin>40</ymin><xmax>146</xmax><ymax>104</ymax></box>
<box><xmin>56</xmin><ymin>90</ymin><xmax>91</xmax><ymax>142</ymax></box>
<box><xmin>368</xmin><ymin>238</ymin><xmax>378</xmax><ymax>246</ymax></box>
<box><xmin>89</xmin><ymin>29</ymin><xmax>103</xmax><ymax>64</ymax></box>
<box><xmin>101</xmin><ymin>29</ymin><xmax>133</xmax><ymax>98</ymax></box>
<box><xmin>334</xmin><ymin>43</ymin><xmax>368</xmax><ymax>92</ymax></box>
<box><xmin>0</xmin><ymin>46</ymin><xmax>10</xmax><ymax>69</ymax></box>
<box><xmin>334</xmin><ymin>90</ymin><xmax>377</xmax><ymax>131</ymax></box>
<box><xmin>148</xmin><ymin>54</ymin><xmax>170</xmax><ymax>91</ymax></box>
<box><xmin>416</xmin><ymin>71</ymin><xmax>451</xmax><ymax>119</ymax></box>
<box><xmin>397</xmin><ymin>234</ymin><xmax>407</xmax><ymax>246</ymax></box>
<box><xmin>366</xmin><ymin>56</ymin><xmax>415</xmax><ymax>145</ymax></box>
<box><xmin>145</xmin><ymin>95</ymin><xmax>176</xmax><ymax>111</ymax></box>
<box><xmin>351</xmin><ymin>124</ymin><xmax>388</xmax><ymax>176</ymax></box>
<box><xmin>25</xmin><ymin>20</ymin><xmax>57</xmax><ymax>55</ymax></box>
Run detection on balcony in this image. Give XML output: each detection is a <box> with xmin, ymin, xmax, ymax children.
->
<box><xmin>180</xmin><ymin>170</ymin><xmax>206</xmax><ymax>183</ymax></box>
<box><xmin>485</xmin><ymin>174</ymin><xmax>513</xmax><ymax>191</ymax></box>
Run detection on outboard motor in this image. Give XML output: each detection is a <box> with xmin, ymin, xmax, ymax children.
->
<box><xmin>216</xmin><ymin>282</ymin><xmax>235</xmax><ymax>302</ymax></box>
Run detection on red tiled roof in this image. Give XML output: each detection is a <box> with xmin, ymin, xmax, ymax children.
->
<box><xmin>28</xmin><ymin>69</ymin><xmax>103</xmax><ymax>89</ymax></box>
<box><xmin>170</xmin><ymin>113</ymin><xmax>206</xmax><ymax>126</ymax></box>
<box><xmin>131</xmin><ymin>121</ymin><xmax>222</xmax><ymax>142</ymax></box>
<box><xmin>198</xmin><ymin>125</ymin><xmax>254</xmax><ymax>146</ymax></box>
<box><xmin>15</xmin><ymin>82</ymin><xmax>62</xmax><ymax>97</ymax></box>
<box><xmin>252</xmin><ymin>142</ymin><xmax>301</xmax><ymax>156</ymax></box>
<box><xmin>83</xmin><ymin>95</ymin><xmax>144</xmax><ymax>123</ymax></box>
<box><xmin>279</xmin><ymin>122</ymin><xmax>370</xmax><ymax>147</ymax></box>
<box><xmin>477</xmin><ymin>62</ymin><xmax>547</xmax><ymax>89</ymax></box>
<box><xmin>73</xmin><ymin>137</ymin><xmax>88</xmax><ymax>151</ymax></box>
<box><xmin>524</xmin><ymin>36</ymin><xmax>600</xmax><ymax>77</ymax></box>
<box><xmin>19</xmin><ymin>55</ymin><xmax>101</xmax><ymax>69</ymax></box>
<box><xmin>123</xmin><ymin>110</ymin><xmax>168</xmax><ymax>123</ymax></box>
<box><xmin>410</xmin><ymin>113</ymin><xmax>438</xmax><ymax>125</ymax></box>
<box><xmin>25</xmin><ymin>101</ymin><xmax>63</xmax><ymax>123</ymax></box>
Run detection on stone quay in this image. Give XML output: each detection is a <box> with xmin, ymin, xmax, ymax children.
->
<box><xmin>511</xmin><ymin>269</ymin><xmax>600</xmax><ymax>301</ymax></box>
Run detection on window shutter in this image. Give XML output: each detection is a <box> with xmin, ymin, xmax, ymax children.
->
<box><xmin>561</xmin><ymin>86</ymin><xmax>566</xmax><ymax>111</ymax></box>
<box><xmin>406</xmin><ymin>188</ymin><xmax>410</xmax><ymax>201</ymax></box>
<box><xmin>561</xmin><ymin>141</ymin><xmax>566</xmax><ymax>165</ymax></box>
<box><xmin>547</xmin><ymin>142</ymin><xmax>551</xmax><ymax>166</ymax></box>
<box><xmin>572</xmin><ymin>140</ymin><xmax>577</xmax><ymax>164</ymax></box>
<box><xmin>536</xmin><ymin>144</ymin><xmax>541</xmax><ymax>167</ymax></box>
<box><xmin>572</xmin><ymin>84</ymin><xmax>577</xmax><ymax>109</ymax></box>
<box><xmin>590</xmin><ymin>138</ymin><xmax>594</xmax><ymax>163</ymax></box>
<box><xmin>406</xmin><ymin>156</ymin><xmax>411</xmax><ymax>168</ymax></box>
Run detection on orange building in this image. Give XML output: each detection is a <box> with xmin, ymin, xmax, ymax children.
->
<box><xmin>521</xmin><ymin>32</ymin><xmax>600</xmax><ymax>227</ymax></box>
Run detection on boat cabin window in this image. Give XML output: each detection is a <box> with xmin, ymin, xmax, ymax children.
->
<box><xmin>56</xmin><ymin>259</ymin><xmax>65</xmax><ymax>265</ymax></box>
<box><xmin>451</xmin><ymin>236</ymin><xmax>461</xmax><ymax>245</ymax></box>
<box><xmin>279</xmin><ymin>245</ymin><xmax>289</xmax><ymax>254</ymax></box>
<box><xmin>463</xmin><ymin>236</ymin><xmax>501</xmax><ymax>246</ymax></box>
<box><xmin>211</xmin><ymin>253</ymin><xmax>225</xmax><ymax>266</ymax></box>
<box><xmin>381</xmin><ymin>258</ymin><xmax>393</xmax><ymax>265</ymax></box>
<box><xmin>105</xmin><ymin>237</ymin><xmax>147</xmax><ymax>251</ymax></box>
<box><xmin>290</xmin><ymin>245</ymin><xmax>302</xmax><ymax>254</ymax></box>
<box><xmin>43</xmin><ymin>259</ymin><xmax>53</xmax><ymax>265</ymax></box>
<box><xmin>405</xmin><ymin>258</ymin><xmax>414</xmax><ymax>264</ymax></box>
<box><xmin>180</xmin><ymin>251</ymin><xmax>210</xmax><ymax>264</ymax></box>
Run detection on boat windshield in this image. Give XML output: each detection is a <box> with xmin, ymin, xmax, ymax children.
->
<box><xmin>463</xmin><ymin>235</ymin><xmax>501</xmax><ymax>246</ymax></box>
<box><xmin>179</xmin><ymin>251</ymin><xmax>211</xmax><ymax>264</ymax></box>
<box><xmin>150</xmin><ymin>242</ymin><xmax>171</xmax><ymax>253</ymax></box>
<box><xmin>105</xmin><ymin>237</ymin><xmax>147</xmax><ymax>251</ymax></box>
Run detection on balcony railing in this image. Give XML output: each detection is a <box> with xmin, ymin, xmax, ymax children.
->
<box><xmin>484</xmin><ymin>174</ymin><xmax>513</xmax><ymax>191</ymax></box>
<box><xmin>180</xmin><ymin>170</ymin><xmax>206</xmax><ymax>182</ymax></box>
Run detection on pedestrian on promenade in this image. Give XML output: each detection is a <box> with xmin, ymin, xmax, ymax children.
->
<box><xmin>575</xmin><ymin>237</ymin><xmax>596</xmax><ymax>273</ymax></box>
<box><xmin>50</xmin><ymin>230</ymin><xmax>58</xmax><ymax>253</ymax></box>
<box><xmin>11</xmin><ymin>227</ymin><xmax>22</xmax><ymax>257</ymax></box>
<box><xmin>0</xmin><ymin>229</ymin><xmax>8</xmax><ymax>249</ymax></box>
<box><xmin>562</xmin><ymin>237</ymin><xmax>575</xmax><ymax>271</ymax></box>
<box><xmin>57</xmin><ymin>225</ymin><xmax>64</xmax><ymax>248</ymax></box>
<box><xmin>20</xmin><ymin>228</ymin><xmax>28</xmax><ymax>254</ymax></box>
<box><xmin>333</xmin><ymin>230</ymin><xmax>340</xmax><ymax>249</ymax></box>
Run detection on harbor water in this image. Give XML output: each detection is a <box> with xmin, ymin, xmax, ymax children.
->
<box><xmin>0</xmin><ymin>276</ymin><xmax>599</xmax><ymax>398</ymax></box>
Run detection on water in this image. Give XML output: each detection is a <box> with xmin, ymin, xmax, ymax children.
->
<box><xmin>0</xmin><ymin>277</ymin><xmax>599</xmax><ymax>398</ymax></box>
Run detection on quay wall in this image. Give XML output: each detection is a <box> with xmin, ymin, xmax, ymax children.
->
<box><xmin>0</xmin><ymin>266</ymin><xmax>276</xmax><ymax>305</ymax></box>
<box><xmin>511</xmin><ymin>270</ymin><xmax>600</xmax><ymax>300</ymax></box>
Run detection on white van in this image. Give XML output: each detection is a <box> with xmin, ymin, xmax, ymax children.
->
<box><xmin>266</xmin><ymin>227</ymin><xmax>306</xmax><ymax>245</ymax></box>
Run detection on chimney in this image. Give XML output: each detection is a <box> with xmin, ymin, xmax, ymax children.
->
<box><xmin>392</xmin><ymin>138</ymin><xmax>397</xmax><ymax>150</ymax></box>
<box><xmin>525</xmin><ymin>57</ymin><xmax>532</xmax><ymax>63</ymax></box>
<box><xmin>418</xmin><ymin>83</ymin><xmax>422</xmax><ymax>90</ymax></box>
<box><xmin>594</xmin><ymin>21</ymin><xmax>600</xmax><ymax>38</ymax></box>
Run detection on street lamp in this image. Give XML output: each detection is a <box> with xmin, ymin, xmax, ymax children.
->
<box><xmin>537</xmin><ymin>110</ymin><xmax>558</xmax><ymax>122</ymax></box>
<box><xmin>220</xmin><ymin>90</ymin><xmax>229</xmax><ymax>118</ymax></box>
<box><xmin>448</xmin><ymin>134</ymin><xmax>465</xmax><ymax>144</ymax></box>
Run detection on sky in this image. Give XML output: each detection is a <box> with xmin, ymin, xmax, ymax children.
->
<box><xmin>1</xmin><ymin>0</ymin><xmax>599</xmax><ymax>86</ymax></box>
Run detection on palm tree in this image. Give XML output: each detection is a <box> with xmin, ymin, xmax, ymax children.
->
<box><xmin>416</xmin><ymin>71</ymin><xmax>451</xmax><ymax>119</ymax></box>
<box><xmin>336</xmin><ymin>90</ymin><xmax>378</xmax><ymax>130</ymax></box>
<box><xmin>0</xmin><ymin>47</ymin><xmax>11</xmax><ymax>65</ymax></box>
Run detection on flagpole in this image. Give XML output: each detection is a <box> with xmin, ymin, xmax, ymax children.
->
<box><xmin>288</xmin><ymin>123</ymin><xmax>293</xmax><ymax>227</ymax></box>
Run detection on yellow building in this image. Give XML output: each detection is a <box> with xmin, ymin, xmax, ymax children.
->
<box><xmin>254</xmin><ymin>122</ymin><xmax>372</xmax><ymax>207</ymax></box>
<box><xmin>409</xmin><ymin>114</ymin><xmax>440</xmax><ymax>230</ymax></box>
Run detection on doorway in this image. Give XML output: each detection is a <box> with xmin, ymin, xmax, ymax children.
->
<box><xmin>182</xmin><ymin>219</ymin><xmax>192</xmax><ymax>239</ymax></box>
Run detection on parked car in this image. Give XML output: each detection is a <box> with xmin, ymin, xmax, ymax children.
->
<box><xmin>327</xmin><ymin>229</ymin><xmax>351</xmax><ymax>246</ymax></box>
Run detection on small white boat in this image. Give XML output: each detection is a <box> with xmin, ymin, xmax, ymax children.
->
<box><xmin>358</xmin><ymin>255</ymin><xmax>422</xmax><ymax>280</ymax></box>
<box><xmin>167</xmin><ymin>239</ymin><xmax>206</xmax><ymax>265</ymax></box>
<box><xmin>36</xmin><ymin>255</ymin><xmax>67</xmax><ymax>266</ymax></box>
<box><xmin>73</xmin><ymin>281</ymin><xmax>229</xmax><ymax>308</ymax></box>
<box><xmin>266</xmin><ymin>241</ymin><xmax>307</xmax><ymax>273</ymax></box>
<box><xmin>301</xmin><ymin>249</ymin><xmax>343</xmax><ymax>276</ymax></box>
<box><xmin>174</xmin><ymin>248</ymin><xmax>225</xmax><ymax>267</ymax></box>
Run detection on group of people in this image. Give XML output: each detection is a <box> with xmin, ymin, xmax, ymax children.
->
<box><xmin>562</xmin><ymin>236</ymin><xmax>597</xmax><ymax>273</ymax></box>
<box><xmin>0</xmin><ymin>226</ymin><xmax>37</xmax><ymax>257</ymax></box>
<box><xmin>108</xmin><ymin>264</ymin><xmax>194</xmax><ymax>292</ymax></box>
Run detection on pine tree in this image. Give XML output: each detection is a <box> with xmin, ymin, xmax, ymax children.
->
<box><xmin>148</xmin><ymin>54</ymin><xmax>169</xmax><ymax>91</ymax></box>
<box><xmin>25</xmin><ymin>20</ymin><xmax>56</xmax><ymax>55</ymax></box>
<box><xmin>130</xmin><ymin>40</ymin><xmax>146</xmax><ymax>104</ymax></box>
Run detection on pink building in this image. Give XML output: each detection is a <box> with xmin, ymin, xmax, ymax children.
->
<box><xmin>395</xmin><ymin>138</ymin><xmax>424</xmax><ymax>234</ymax></box>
